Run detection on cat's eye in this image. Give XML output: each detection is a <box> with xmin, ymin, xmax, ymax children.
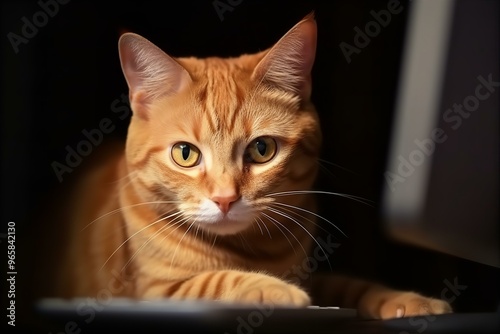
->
<box><xmin>245</xmin><ymin>137</ymin><xmax>277</xmax><ymax>164</ymax></box>
<box><xmin>171</xmin><ymin>142</ymin><xmax>201</xmax><ymax>167</ymax></box>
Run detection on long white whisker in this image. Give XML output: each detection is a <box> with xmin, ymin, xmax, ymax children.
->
<box><xmin>155</xmin><ymin>215</ymin><xmax>192</xmax><ymax>246</ymax></box>
<box><xmin>136</xmin><ymin>215</ymin><xmax>192</xmax><ymax>270</ymax></box>
<box><xmin>257</xmin><ymin>216</ymin><xmax>272</xmax><ymax>239</ymax></box>
<box><xmin>121</xmin><ymin>214</ymin><xmax>187</xmax><ymax>273</ymax></box>
<box><xmin>114</xmin><ymin>172</ymin><xmax>139</xmax><ymax>188</ymax></box>
<box><xmin>210</xmin><ymin>234</ymin><xmax>218</xmax><ymax>251</ymax></box>
<box><xmin>269</xmin><ymin>203</ymin><xmax>331</xmax><ymax>236</ymax></box>
<box><xmin>99</xmin><ymin>210</ymin><xmax>182</xmax><ymax>272</ymax></box>
<box><xmin>253</xmin><ymin>218</ymin><xmax>264</xmax><ymax>236</ymax></box>
<box><xmin>168</xmin><ymin>218</ymin><xmax>197</xmax><ymax>275</ymax></box>
<box><xmin>109</xmin><ymin>173</ymin><xmax>140</xmax><ymax>200</ymax></box>
<box><xmin>81</xmin><ymin>201</ymin><xmax>182</xmax><ymax>232</ymax></box>
<box><xmin>120</xmin><ymin>223</ymin><xmax>172</xmax><ymax>273</ymax></box>
<box><xmin>273</xmin><ymin>202</ymin><xmax>347</xmax><ymax>237</ymax></box>
<box><xmin>195</xmin><ymin>224</ymin><xmax>201</xmax><ymax>240</ymax></box>
<box><xmin>106</xmin><ymin>170</ymin><xmax>138</xmax><ymax>185</ymax></box>
<box><xmin>267</xmin><ymin>207</ymin><xmax>332</xmax><ymax>271</ymax></box>
<box><xmin>265</xmin><ymin>190</ymin><xmax>374</xmax><ymax>207</ymax></box>
<box><xmin>261</xmin><ymin>212</ymin><xmax>299</xmax><ymax>256</ymax></box>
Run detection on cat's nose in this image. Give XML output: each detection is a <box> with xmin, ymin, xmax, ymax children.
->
<box><xmin>211</xmin><ymin>193</ymin><xmax>240</xmax><ymax>214</ymax></box>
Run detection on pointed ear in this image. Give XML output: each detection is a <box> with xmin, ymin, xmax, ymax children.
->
<box><xmin>118</xmin><ymin>33</ymin><xmax>192</xmax><ymax>118</ymax></box>
<box><xmin>252</xmin><ymin>12</ymin><xmax>317</xmax><ymax>100</ymax></box>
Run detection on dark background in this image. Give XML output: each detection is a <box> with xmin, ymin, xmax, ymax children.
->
<box><xmin>1</xmin><ymin>0</ymin><xmax>498</xmax><ymax>329</ymax></box>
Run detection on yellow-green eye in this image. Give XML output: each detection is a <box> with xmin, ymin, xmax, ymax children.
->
<box><xmin>171</xmin><ymin>142</ymin><xmax>201</xmax><ymax>167</ymax></box>
<box><xmin>245</xmin><ymin>137</ymin><xmax>277</xmax><ymax>164</ymax></box>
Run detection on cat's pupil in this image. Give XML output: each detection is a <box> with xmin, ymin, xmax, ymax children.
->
<box><xmin>256</xmin><ymin>140</ymin><xmax>267</xmax><ymax>156</ymax></box>
<box><xmin>180</xmin><ymin>144</ymin><xmax>190</xmax><ymax>160</ymax></box>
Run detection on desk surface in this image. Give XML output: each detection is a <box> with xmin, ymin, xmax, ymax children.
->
<box><xmin>30</xmin><ymin>298</ymin><xmax>500</xmax><ymax>334</ymax></box>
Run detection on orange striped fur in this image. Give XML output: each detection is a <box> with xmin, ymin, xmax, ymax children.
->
<box><xmin>48</xmin><ymin>14</ymin><xmax>452</xmax><ymax>319</ymax></box>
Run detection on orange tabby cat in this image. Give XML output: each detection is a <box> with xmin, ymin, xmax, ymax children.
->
<box><xmin>48</xmin><ymin>13</ymin><xmax>451</xmax><ymax>319</ymax></box>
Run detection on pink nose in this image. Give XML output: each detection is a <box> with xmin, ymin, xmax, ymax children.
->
<box><xmin>212</xmin><ymin>194</ymin><xmax>240</xmax><ymax>214</ymax></box>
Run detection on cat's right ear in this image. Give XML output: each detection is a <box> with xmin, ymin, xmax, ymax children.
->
<box><xmin>118</xmin><ymin>33</ymin><xmax>192</xmax><ymax>119</ymax></box>
<box><xmin>251</xmin><ymin>12</ymin><xmax>317</xmax><ymax>101</ymax></box>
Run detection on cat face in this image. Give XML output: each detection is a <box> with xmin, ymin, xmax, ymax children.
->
<box><xmin>119</xmin><ymin>14</ymin><xmax>321</xmax><ymax>235</ymax></box>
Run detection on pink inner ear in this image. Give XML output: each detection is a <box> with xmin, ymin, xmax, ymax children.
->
<box><xmin>118</xmin><ymin>33</ymin><xmax>192</xmax><ymax>115</ymax></box>
<box><xmin>296</xmin><ymin>15</ymin><xmax>317</xmax><ymax>78</ymax></box>
<box><xmin>251</xmin><ymin>14</ymin><xmax>317</xmax><ymax>99</ymax></box>
<box><xmin>119</xmin><ymin>33</ymin><xmax>145</xmax><ymax>94</ymax></box>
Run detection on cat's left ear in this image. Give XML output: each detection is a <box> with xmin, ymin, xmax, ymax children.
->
<box><xmin>118</xmin><ymin>33</ymin><xmax>192</xmax><ymax>118</ymax></box>
<box><xmin>252</xmin><ymin>12</ymin><xmax>317</xmax><ymax>100</ymax></box>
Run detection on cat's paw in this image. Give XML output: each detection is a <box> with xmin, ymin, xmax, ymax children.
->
<box><xmin>230</xmin><ymin>280</ymin><xmax>311</xmax><ymax>307</ymax></box>
<box><xmin>379</xmin><ymin>292</ymin><xmax>452</xmax><ymax>319</ymax></box>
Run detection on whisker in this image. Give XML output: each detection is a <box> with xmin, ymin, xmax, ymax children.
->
<box><xmin>121</xmin><ymin>214</ymin><xmax>187</xmax><ymax>273</ymax></box>
<box><xmin>194</xmin><ymin>224</ymin><xmax>200</xmax><ymax>240</ymax></box>
<box><xmin>107</xmin><ymin>170</ymin><xmax>139</xmax><ymax>185</ymax></box>
<box><xmin>199</xmin><ymin>224</ymin><xmax>207</xmax><ymax>243</ymax></box>
<box><xmin>266</xmin><ymin>207</ymin><xmax>332</xmax><ymax>271</ymax></box>
<box><xmin>317</xmin><ymin>158</ymin><xmax>360</xmax><ymax>176</ymax></box>
<box><xmin>120</xmin><ymin>223</ymin><xmax>171</xmax><ymax>273</ymax></box>
<box><xmin>120</xmin><ymin>172</ymin><xmax>139</xmax><ymax>184</ymax></box>
<box><xmin>168</xmin><ymin>218</ymin><xmax>197</xmax><ymax>275</ymax></box>
<box><xmin>237</xmin><ymin>234</ymin><xmax>249</xmax><ymax>252</ymax></box>
<box><xmin>272</xmin><ymin>202</ymin><xmax>347</xmax><ymax>237</ymax></box>
<box><xmin>132</xmin><ymin>215</ymin><xmax>192</xmax><ymax>272</ymax></box>
<box><xmin>265</xmin><ymin>190</ymin><xmax>374</xmax><ymax>207</ymax></box>
<box><xmin>108</xmin><ymin>172</ymin><xmax>140</xmax><ymax>202</ymax></box>
<box><xmin>115</xmin><ymin>174</ymin><xmax>140</xmax><ymax>195</ymax></box>
<box><xmin>317</xmin><ymin>160</ymin><xmax>339</xmax><ymax>181</ymax></box>
<box><xmin>269</xmin><ymin>203</ymin><xmax>332</xmax><ymax>236</ymax></box>
<box><xmin>81</xmin><ymin>200</ymin><xmax>182</xmax><ymax>232</ymax></box>
<box><xmin>238</xmin><ymin>233</ymin><xmax>256</xmax><ymax>255</ymax></box>
<box><xmin>261</xmin><ymin>212</ymin><xmax>300</xmax><ymax>256</ymax></box>
<box><xmin>99</xmin><ymin>210</ymin><xmax>182</xmax><ymax>272</ymax></box>
<box><xmin>155</xmin><ymin>215</ymin><xmax>193</xmax><ymax>246</ymax></box>
<box><xmin>253</xmin><ymin>218</ymin><xmax>264</xmax><ymax>236</ymax></box>
<box><xmin>210</xmin><ymin>234</ymin><xmax>218</xmax><ymax>251</ymax></box>
<box><xmin>257</xmin><ymin>216</ymin><xmax>272</xmax><ymax>239</ymax></box>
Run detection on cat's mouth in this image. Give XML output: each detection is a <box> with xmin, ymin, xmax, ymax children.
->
<box><xmin>201</xmin><ymin>217</ymin><xmax>254</xmax><ymax>236</ymax></box>
<box><xmin>192</xmin><ymin>199</ymin><xmax>255</xmax><ymax>235</ymax></box>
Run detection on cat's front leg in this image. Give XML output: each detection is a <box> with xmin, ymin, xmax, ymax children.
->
<box><xmin>357</xmin><ymin>285</ymin><xmax>453</xmax><ymax>319</ymax></box>
<box><xmin>141</xmin><ymin>270</ymin><xmax>311</xmax><ymax>307</ymax></box>
<box><xmin>310</xmin><ymin>274</ymin><xmax>452</xmax><ymax>319</ymax></box>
